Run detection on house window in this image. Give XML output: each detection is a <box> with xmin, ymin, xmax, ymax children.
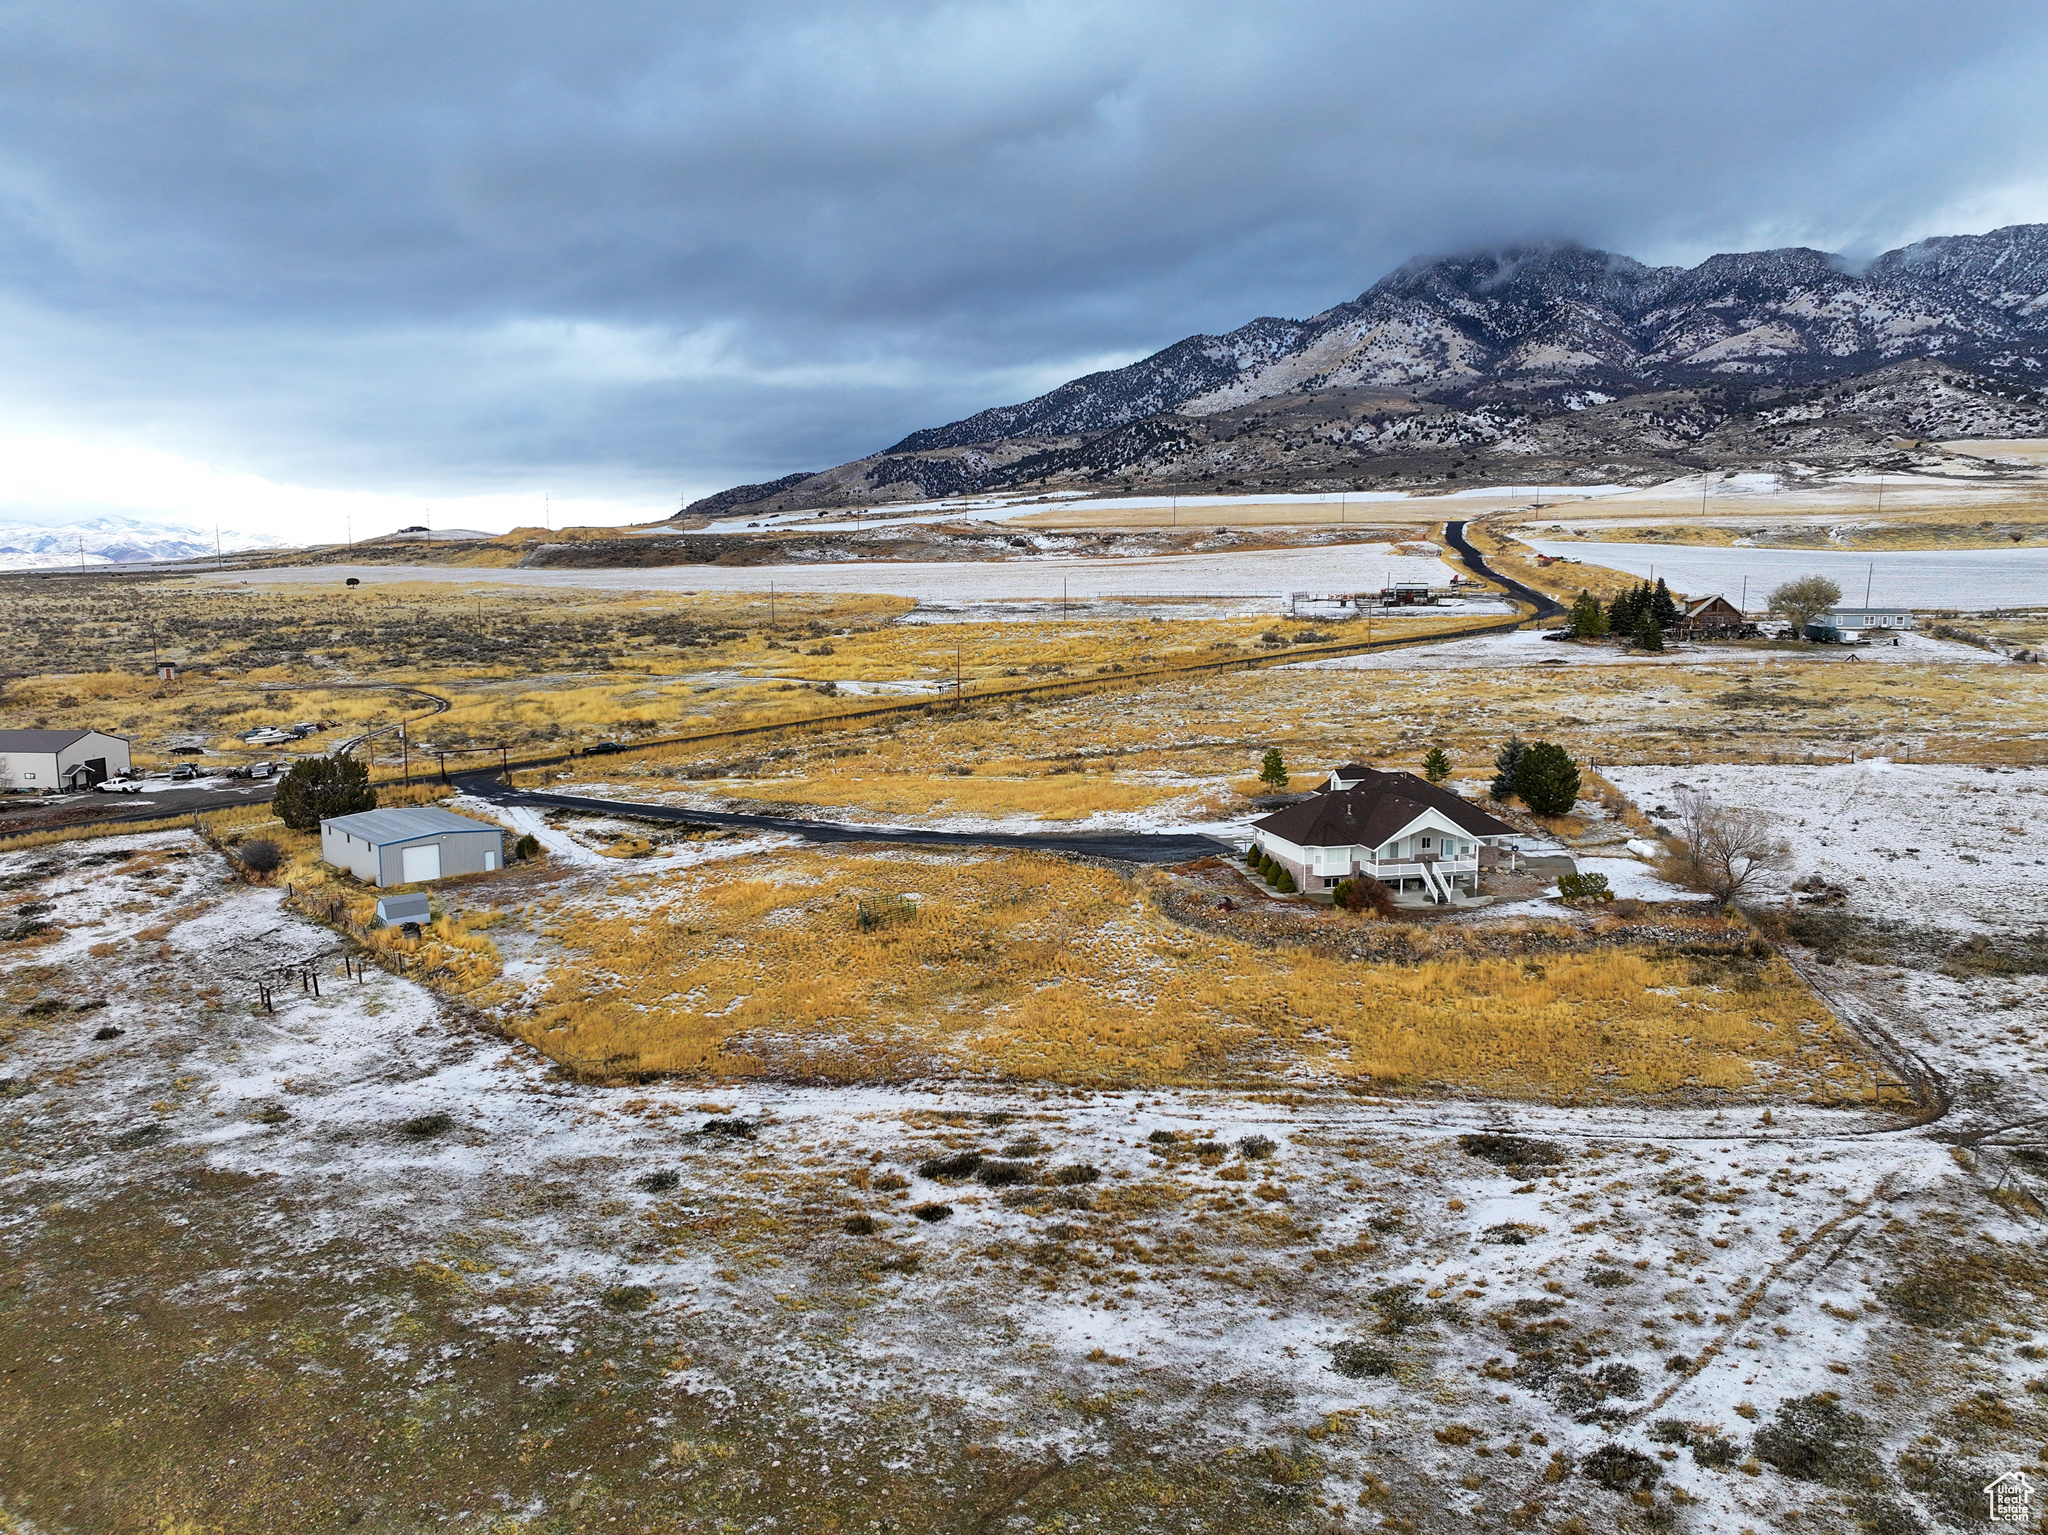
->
<box><xmin>1420</xmin><ymin>836</ymin><xmax>1431</xmax><ymax>848</ymax></box>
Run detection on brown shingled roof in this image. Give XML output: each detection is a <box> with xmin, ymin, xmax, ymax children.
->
<box><xmin>1252</xmin><ymin>767</ymin><xmax>1517</xmax><ymax>848</ymax></box>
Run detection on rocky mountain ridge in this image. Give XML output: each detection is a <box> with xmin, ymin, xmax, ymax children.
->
<box><xmin>690</xmin><ymin>226</ymin><xmax>2048</xmax><ymax>515</ymax></box>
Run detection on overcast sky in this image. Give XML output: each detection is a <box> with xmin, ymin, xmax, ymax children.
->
<box><xmin>3</xmin><ymin>0</ymin><xmax>2047</xmax><ymax>539</ymax></box>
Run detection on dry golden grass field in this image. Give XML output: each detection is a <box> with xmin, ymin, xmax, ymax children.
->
<box><xmin>0</xmin><ymin>575</ymin><xmax>1478</xmax><ymax>772</ymax></box>
<box><xmin>507</xmin><ymin>845</ymin><xmax>1861</xmax><ymax>1100</ymax></box>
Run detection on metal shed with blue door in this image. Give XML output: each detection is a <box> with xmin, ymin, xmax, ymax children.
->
<box><xmin>319</xmin><ymin>806</ymin><xmax>504</xmax><ymax>888</ymax></box>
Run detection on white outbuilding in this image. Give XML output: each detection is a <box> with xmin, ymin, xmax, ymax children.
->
<box><xmin>0</xmin><ymin>728</ymin><xmax>132</xmax><ymax>792</ymax></box>
<box><xmin>319</xmin><ymin>806</ymin><xmax>505</xmax><ymax>888</ymax></box>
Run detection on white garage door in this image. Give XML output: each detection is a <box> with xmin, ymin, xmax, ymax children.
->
<box><xmin>400</xmin><ymin>843</ymin><xmax>441</xmax><ymax>883</ymax></box>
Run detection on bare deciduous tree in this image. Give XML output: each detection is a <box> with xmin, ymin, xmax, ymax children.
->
<box><xmin>1671</xmin><ymin>790</ymin><xmax>1788</xmax><ymax>902</ymax></box>
<box><xmin>1767</xmin><ymin>575</ymin><xmax>1843</xmax><ymax>636</ymax></box>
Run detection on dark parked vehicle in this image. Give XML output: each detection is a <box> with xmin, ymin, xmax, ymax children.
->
<box><xmin>170</xmin><ymin>764</ymin><xmax>201</xmax><ymax>781</ymax></box>
<box><xmin>586</xmin><ymin>742</ymin><xmax>623</xmax><ymax>756</ymax></box>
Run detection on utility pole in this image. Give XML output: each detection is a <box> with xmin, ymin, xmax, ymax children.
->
<box><xmin>216</xmin><ymin>525</ymin><xmax>223</xmax><ymax>571</ymax></box>
<box><xmin>955</xmin><ymin>646</ymin><xmax>962</xmax><ymax>707</ymax></box>
<box><xmin>401</xmin><ymin>722</ymin><xmax>410</xmax><ymax>787</ymax></box>
<box><xmin>769</xmin><ymin>581</ymin><xmax>775</xmax><ymax>626</ymax></box>
<box><xmin>1865</xmin><ymin>561</ymin><xmax>1874</xmax><ymax>607</ymax></box>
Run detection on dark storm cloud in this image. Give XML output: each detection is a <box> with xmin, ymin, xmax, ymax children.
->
<box><xmin>1</xmin><ymin>0</ymin><xmax>2045</xmax><ymax>511</ymax></box>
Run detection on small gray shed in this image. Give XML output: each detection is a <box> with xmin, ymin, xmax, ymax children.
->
<box><xmin>320</xmin><ymin>806</ymin><xmax>505</xmax><ymax>888</ymax></box>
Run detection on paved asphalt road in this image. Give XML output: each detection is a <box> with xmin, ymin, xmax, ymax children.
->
<box><xmin>1443</xmin><ymin>520</ymin><xmax>1565</xmax><ymax>620</ymax></box>
<box><xmin>0</xmin><ymin>779</ymin><xmax>277</xmax><ymax>839</ymax></box>
<box><xmin>476</xmin><ymin>785</ymin><xmax>1234</xmax><ymax>864</ymax></box>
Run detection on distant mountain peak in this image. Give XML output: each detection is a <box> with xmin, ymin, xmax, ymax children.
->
<box><xmin>685</xmin><ymin>224</ymin><xmax>2048</xmax><ymax>517</ymax></box>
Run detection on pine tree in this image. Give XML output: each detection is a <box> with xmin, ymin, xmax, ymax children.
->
<box><xmin>1634</xmin><ymin>612</ymin><xmax>1665</xmax><ymax>651</ymax></box>
<box><xmin>1258</xmin><ymin>747</ymin><xmax>1288</xmax><ymax>789</ymax></box>
<box><xmin>1567</xmin><ymin>591</ymin><xmax>1608</xmax><ymax>638</ymax></box>
<box><xmin>1514</xmin><ymin>740</ymin><xmax>1581</xmax><ymax>816</ymax></box>
<box><xmin>272</xmin><ymin>754</ymin><xmax>377</xmax><ymax>832</ymax></box>
<box><xmin>1422</xmin><ymin>746</ymin><xmax>1451</xmax><ymax>783</ymax></box>
<box><xmin>1607</xmin><ymin>585</ymin><xmax>1640</xmax><ymax>635</ymax></box>
<box><xmin>1491</xmin><ymin>735</ymin><xmax>1527</xmax><ymax>801</ymax></box>
<box><xmin>1651</xmin><ymin>577</ymin><xmax>1680</xmax><ymax>629</ymax></box>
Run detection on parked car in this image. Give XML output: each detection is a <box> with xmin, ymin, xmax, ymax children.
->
<box><xmin>170</xmin><ymin>764</ymin><xmax>201</xmax><ymax>781</ymax></box>
<box><xmin>586</xmin><ymin>742</ymin><xmax>623</xmax><ymax>755</ymax></box>
<box><xmin>249</xmin><ymin>761</ymin><xmax>277</xmax><ymax>779</ymax></box>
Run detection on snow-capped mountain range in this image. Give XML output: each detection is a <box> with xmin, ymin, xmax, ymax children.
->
<box><xmin>0</xmin><ymin>514</ymin><xmax>287</xmax><ymax>571</ymax></box>
<box><xmin>691</xmin><ymin>224</ymin><xmax>2048</xmax><ymax>514</ymax></box>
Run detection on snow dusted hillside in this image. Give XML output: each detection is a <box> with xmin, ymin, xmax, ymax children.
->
<box><xmin>0</xmin><ymin>513</ymin><xmax>287</xmax><ymax>570</ymax></box>
<box><xmin>695</xmin><ymin>225</ymin><xmax>2048</xmax><ymax>515</ymax></box>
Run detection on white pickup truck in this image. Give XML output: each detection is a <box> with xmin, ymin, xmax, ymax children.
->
<box><xmin>94</xmin><ymin>776</ymin><xmax>146</xmax><ymax>794</ymax></box>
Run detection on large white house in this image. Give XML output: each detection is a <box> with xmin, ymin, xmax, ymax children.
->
<box><xmin>1249</xmin><ymin>764</ymin><xmax>1519</xmax><ymax>905</ymax></box>
<box><xmin>0</xmin><ymin>728</ymin><xmax>132</xmax><ymax>792</ymax></box>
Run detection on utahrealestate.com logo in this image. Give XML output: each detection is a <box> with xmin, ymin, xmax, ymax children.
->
<box><xmin>1986</xmin><ymin>1469</ymin><xmax>2035</xmax><ymax>1525</ymax></box>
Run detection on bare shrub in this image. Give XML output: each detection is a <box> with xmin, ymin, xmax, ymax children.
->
<box><xmin>1581</xmin><ymin>1444</ymin><xmax>1660</xmax><ymax>1492</ymax></box>
<box><xmin>1669</xmin><ymin>790</ymin><xmax>1788</xmax><ymax>902</ymax></box>
<box><xmin>601</xmin><ymin>1283</ymin><xmax>655</xmax><ymax>1312</ymax></box>
<box><xmin>238</xmin><ymin>839</ymin><xmax>284</xmax><ymax>875</ymax></box>
<box><xmin>1458</xmin><ymin>1132</ymin><xmax>1564</xmax><ymax>1169</ymax></box>
<box><xmin>974</xmin><ymin>1159</ymin><xmax>1033</xmax><ymax>1187</ymax></box>
<box><xmin>918</xmin><ymin>1151</ymin><xmax>984</xmax><ymax>1181</ymax></box>
<box><xmin>1328</xmin><ymin>1341</ymin><xmax>1395</xmax><ymax>1378</ymax></box>
<box><xmin>1333</xmin><ymin>875</ymin><xmax>1396</xmax><ymax>917</ymax></box>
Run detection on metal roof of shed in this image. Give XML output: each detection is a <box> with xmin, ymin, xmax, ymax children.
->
<box><xmin>320</xmin><ymin>806</ymin><xmax>502</xmax><ymax>845</ymax></box>
<box><xmin>0</xmin><ymin>728</ymin><xmax>125</xmax><ymax>752</ymax></box>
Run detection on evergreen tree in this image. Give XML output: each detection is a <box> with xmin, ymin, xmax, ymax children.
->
<box><xmin>1258</xmin><ymin>747</ymin><xmax>1288</xmax><ymax>789</ymax></box>
<box><xmin>1634</xmin><ymin>613</ymin><xmax>1665</xmax><ymax>651</ymax></box>
<box><xmin>1490</xmin><ymin>735</ymin><xmax>1527</xmax><ymax>801</ymax></box>
<box><xmin>1422</xmin><ymin>746</ymin><xmax>1451</xmax><ymax>783</ymax></box>
<box><xmin>1607</xmin><ymin>585</ymin><xmax>1640</xmax><ymax>635</ymax></box>
<box><xmin>1650</xmin><ymin>577</ymin><xmax>1680</xmax><ymax>629</ymax></box>
<box><xmin>1567</xmin><ymin>591</ymin><xmax>1608</xmax><ymax>638</ymax></box>
<box><xmin>272</xmin><ymin>754</ymin><xmax>377</xmax><ymax>832</ymax></box>
<box><xmin>1514</xmin><ymin>740</ymin><xmax>1581</xmax><ymax>816</ymax></box>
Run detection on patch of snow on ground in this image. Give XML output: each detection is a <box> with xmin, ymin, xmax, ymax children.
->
<box><xmin>1607</xmin><ymin>761</ymin><xmax>2048</xmax><ymax>935</ymax></box>
<box><xmin>1524</xmin><ymin>538</ymin><xmax>2048</xmax><ymax>611</ymax></box>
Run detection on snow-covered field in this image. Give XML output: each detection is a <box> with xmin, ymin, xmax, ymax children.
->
<box><xmin>6</xmin><ymin>759</ymin><xmax>2046</xmax><ymax>1531</ymax></box>
<box><xmin>1608</xmin><ymin>761</ymin><xmax>2048</xmax><ymax>935</ymax></box>
<box><xmin>1285</xmin><ymin>625</ymin><xmax>2006</xmax><ymax>671</ymax></box>
<box><xmin>1524</xmin><ymin>537</ymin><xmax>2048</xmax><ymax>610</ymax></box>
<box><xmin>215</xmin><ymin>542</ymin><xmax>1465</xmax><ymax>604</ymax></box>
